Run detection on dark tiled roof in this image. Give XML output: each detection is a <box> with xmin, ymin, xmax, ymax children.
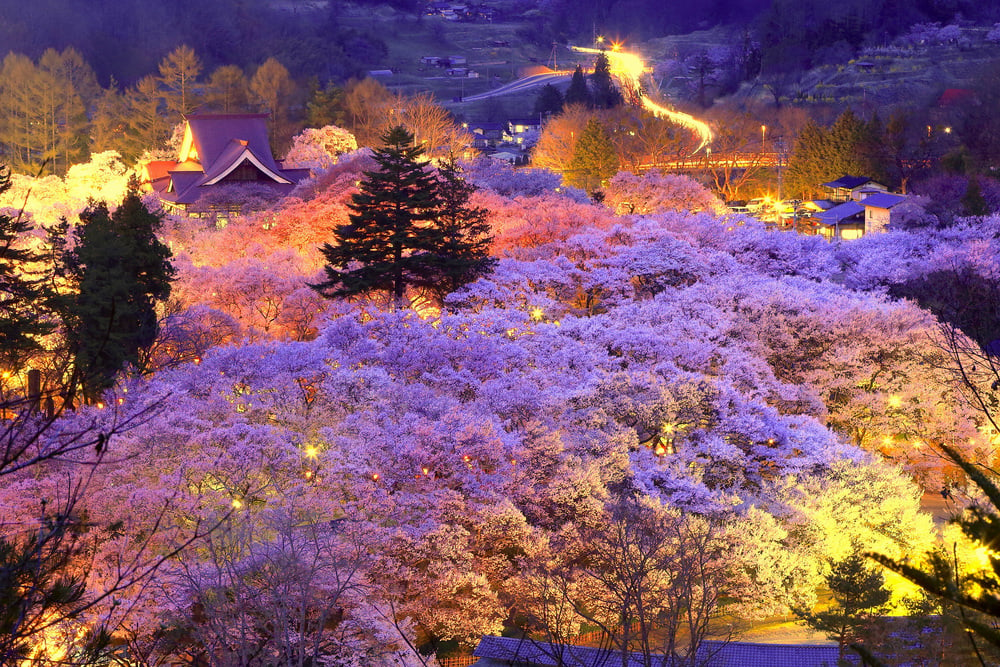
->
<box><xmin>185</xmin><ymin>114</ymin><xmax>280</xmax><ymax>173</ymax></box>
<box><xmin>821</xmin><ymin>175</ymin><xmax>874</xmax><ymax>190</ymax></box>
<box><xmin>472</xmin><ymin>636</ymin><xmax>851</xmax><ymax>667</ymax></box>
<box><xmin>860</xmin><ymin>192</ymin><xmax>907</xmax><ymax>209</ymax></box>
<box><xmin>701</xmin><ymin>639</ymin><xmax>852</xmax><ymax>666</ymax></box>
<box><xmin>159</xmin><ymin>114</ymin><xmax>307</xmax><ymax>206</ymax></box>
<box><xmin>508</xmin><ymin>118</ymin><xmax>542</xmax><ymax>127</ymax></box>
<box><xmin>815</xmin><ymin>200</ymin><xmax>865</xmax><ymax>223</ymax></box>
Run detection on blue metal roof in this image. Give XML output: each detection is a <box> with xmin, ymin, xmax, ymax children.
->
<box><xmin>472</xmin><ymin>636</ymin><xmax>851</xmax><ymax>667</ymax></box>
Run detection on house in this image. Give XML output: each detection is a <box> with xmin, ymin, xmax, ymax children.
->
<box><xmin>471</xmin><ymin>635</ymin><xmax>852</xmax><ymax>667</ymax></box>
<box><xmin>466</xmin><ymin>121</ymin><xmax>506</xmax><ymax>150</ymax></box>
<box><xmin>488</xmin><ymin>150</ymin><xmax>522</xmax><ymax>164</ymax></box>
<box><xmin>146</xmin><ymin>113</ymin><xmax>309</xmax><ymax>217</ymax></box>
<box><xmin>820</xmin><ymin>175</ymin><xmax>888</xmax><ymax>202</ymax></box>
<box><xmin>861</xmin><ymin>192</ymin><xmax>908</xmax><ymax>234</ymax></box>
<box><xmin>812</xmin><ymin>200</ymin><xmax>866</xmax><ymax>240</ymax></box>
<box><xmin>505</xmin><ymin>117</ymin><xmax>543</xmax><ymax>145</ymax></box>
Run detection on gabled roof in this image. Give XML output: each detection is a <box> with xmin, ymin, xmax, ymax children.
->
<box><xmin>508</xmin><ymin>117</ymin><xmax>542</xmax><ymax>127</ymax></box>
<box><xmin>157</xmin><ymin>113</ymin><xmax>307</xmax><ymax>206</ymax></box>
<box><xmin>179</xmin><ymin>114</ymin><xmax>280</xmax><ymax>173</ymax></box>
<box><xmin>472</xmin><ymin>636</ymin><xmax>850</xmax><ymax>667</ymax></box>
<box><xmin>821</xmin><ymin>175</ymin><xmax>876</xmax><ymax>190</ymax></box>
<box><xmin>861</xmin><ymin>192</ymin><xmax>907</xmax><ymax>209</ymax></box>
<box><xmin>469</xmin><ymin>121</ymin><xmax>506</xmax><ymax>132</ymax></box>
<box><xmin>814</xmin><ymin>200</ymin><xmax>864</xmax><ymax>224</ymax></box>
<box><xmin>799</xmin><ymin>199</ymin><xmax>836</xmax><ymax>212</ymax></box>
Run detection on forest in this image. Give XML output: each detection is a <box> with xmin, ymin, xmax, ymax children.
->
<box><xmin>5</xmin><ymin>0</ymin><xmax>1000</xmax><ymax>665</ymax></box>
<box><xmin>2</xmin><ymin>132</ymin><xmax>1000</xmax><ymax>663</ymax></box>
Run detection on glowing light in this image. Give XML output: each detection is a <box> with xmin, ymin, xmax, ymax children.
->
<box><xmin>304</xmin><ymin>445</ymin><xmax>319</xmax><ymax>459</ymax></box>
<box><xmin>372</xmin><ymin>472</ymin><xmax>380</xmax><ymax>481</ymax></box>
<box><xmin>232</xmin><ymin>498</ymin><xmax>243</xmax><ymax>509</ymax></box>
<box><xmin>421</xmin><ymin>466</ymin><xmax>430</xmax><ymax>476</ymax></box>
<box><xmin>530</xmin><ymin>307</ymin><xmax>544</xmax><ymax>321</ymax></box>
<box><xmin>117</xmin><ymin>397</ymin><xmax>124</xmax><ymax>405</ymax></box>
<box><xmin>571</xmin><ymin>44</ymin><xmax>713</xmax><ymax>152</ymax></box>
<box><xmin>96</xmin><ymin>402</ymin><xmax>105</xmax><ymax>409</ymax></box>
<box><xmin>462</xmin><ymin>454</ymin><xmax>472</xmax><ymax>463</ymax></box>
<box><xmin>887</xmin><ymin>395</ymin><xmax>903</xmax><ymax>408</ymax></box>
<box><xmin>662</xmin><ymin>423</ymin><xmax>676</xmax><ymax>434</ymax></box>
<box><xmin>654</xmin><ymin>442</ymin><xmax>667</xmax><ymax>456</ymax></box>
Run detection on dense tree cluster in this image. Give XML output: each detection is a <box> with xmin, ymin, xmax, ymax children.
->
<box><xmin>5</xmin><ymin>143</ymin><xmax>1000</xmax><ymax>663</ymax></box>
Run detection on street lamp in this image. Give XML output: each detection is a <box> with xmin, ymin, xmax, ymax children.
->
<box><xmin>761</xmin><ymin>124</ymin><xmax>767</xmax><ymax>147</ymax></box>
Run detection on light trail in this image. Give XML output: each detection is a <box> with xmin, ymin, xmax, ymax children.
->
<box><xmin>571</xmin><ymin>44</ymin><xmax>714</xmax><ymax>153</ymax></box>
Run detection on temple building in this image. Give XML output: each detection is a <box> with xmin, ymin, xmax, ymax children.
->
<box><xmin>145</xmin><ymin>113</ymin><xmax>308</xmax><ymax>219</ymax></box>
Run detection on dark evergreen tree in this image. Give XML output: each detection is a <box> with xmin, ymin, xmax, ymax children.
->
<box><xmin>962</xmin><ymin>175</ymin><xmax>989</xmax><ymax>216</ymax></box>
<box><xmin>0</xmin><ymin>167</ymin><xmax>54</xmax><ymax>370</ymax></box>
<box><xmin>794</xmin><ymin>551</ymin><xmax>892</xmax><ymax>664</ymax></box>
<box><xmin>533</xmin><ymin>83</ymin><xmax>564</xmax><ymax>118</ymax></box>
<box><xmin>58</xmin><ymin>179</ymin><xmax>173</xmax><ymax>402</ymax></box>
<box><xmin>589</xmin><ymin>52</ymin><xmax>621</xmax><ymax>109</ymax></box>
<box><xmin>784</xmin><ymin>110</ymin><xmax>887</xmax><ymax>199</ymax></box>
<box><xmin>417</xmin><ymin>158</ymin><xmax>497</xmax><ymax>304</ymax></box>
<box><xmin>311</xmin><ymin>126</ymin><xmax>445</xmax><ymax>308</ymax></box>
<box><xmin>567</xmin><ymin>118</ymin><xmax>619</xmax><ymax>193</ymax></box>
<box><xmin>564</xmin><ymin>65</ymin><xmax>592</xmax><ymax>108</ymax></box>
<box><xmin>871</xmin><ymin>445</ymin><xmax>1000</xmax><ymax>662</ymax></box>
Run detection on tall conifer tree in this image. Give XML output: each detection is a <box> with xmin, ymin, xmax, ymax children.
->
<box><xmin>312</xmin><ymin>126</ymin><xmax>443</xmax><ymax>308</ymax></box>
<box><xmin>417</xmin><ymin>157</ymin><xmax>496</xmax><ymax>304</ymax></box>
<box><xmin>57</xmin><ymin>180</ymin><xmax>173</xmax><ymax>402</ymax></box>
<box><xmin>567</xmin><ymin>118</ymin><xmax>619</xmax><ymax>193</ymax></box>
<box><xmin>312</xmin><ymin>128</ymin><xmax>495</xmax><ymax>308</ymax></box>
<box><xmin>0</xmin><ymin>168</ymin><xmax>54</xmax><ymax>370</ymax></box>
<box><xmin>564</xmin><ymin>65</ymin><xmax>592</xmax><ymax>108</ymax></box>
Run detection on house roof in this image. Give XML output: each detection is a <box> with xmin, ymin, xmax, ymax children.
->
<box><xmin>158</xmin><ymin>113</ymin><xmax>307</xmax><ymax>206</ymax></box>
<box><xmin>821</xmin><ymin>175</ymin><xmax>876</xmax><ymax>190</ymax></box>
<box><xmin>799</xmin><ymin>199</ymin><xmax>836</xmax><ymax>212</ymax></box>
<box><xmin>861</xmin><ymin>192</ymin><xmax>907</xmax><ymax>209</ymax></box>
<box><xmin>472</xmin><ymin>636</ymin><xmax>851</xmax><ymax>667</ymax></box>
<box><xmin>180</xmin><ymin>114</ymin><xmax>280</xmax><ymax>172</ymax></box>
<box><xmin>469</xmin><ymin>122</ymin><xmax>506</xmax><ymax>132</ymax></box>
<box><xmin>814</xmin><ymin>200</ymin><xmax>865</xmax><ymax>224</ymax></box>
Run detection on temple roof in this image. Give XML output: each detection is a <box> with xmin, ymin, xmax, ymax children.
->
<box><xmin>157</xmin><ymin>113</ymin><xmax>307</xmax><ymax>206</ymax></box>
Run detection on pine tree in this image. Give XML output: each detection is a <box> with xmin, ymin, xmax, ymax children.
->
<box><xmin>158</xmin><ymin>45</ymin><xmax>203</xmax><ymax>121</ymax></box>
<box><xmin>590</xmin><ymin>52</ymin><xmax>621</xmax><ymax>109</ymax></box>
<box><xmin>312</xmin><ymin>126</ymin><xmax>444</xmax><ymax>309</ymax></box>
<box><xmin>794</xmin><ymin>551</ymin><xmax>892</xmax><ymax>664</ymax></box>
<box><xmin>417</xmin><ymin>157</ymin><xmax>497</xmax><ymax>304</ymax></box>
<box><xmin>533</xmin><ymin>83</ymin><xmax>564</xmax><ymax>117</ymax></box>
<box><xmin>564</xmin><ymin>65</ymin><xmax>592</xmax><ymax>108</ymax></box>
<box><xmin>962</xmin><ymin>175</ymin><xmax>989</xmax><ymax>216</ymax></box>
<box><xmin>872</xmin><ymin>445</ymin><xmax>1000</xmax><ymax>659</ymax></box>
<box><xmin>313</xmin><ymin>129</ymin><xmax>495</xmax><ymax>309</ymax></box>
<box><xmin>567</xmin><ymin>118</ymin><xmax>619</xmax><ymax>193</ymax></box>
<box><xmin>0</xmin><ymin>167</ymin><xmax>54</xmax><ymax>370</ymax></box>
<box><xmin>57</xmin><ymin>179</ymin><xmax>173</xmax><ymax>402</ymax></box>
